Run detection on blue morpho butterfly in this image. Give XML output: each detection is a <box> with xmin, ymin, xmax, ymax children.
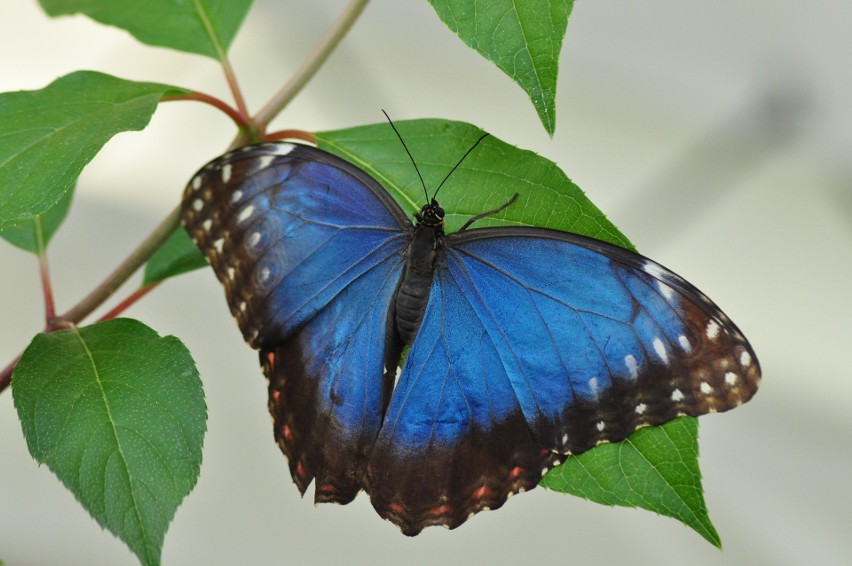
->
<box><xmin>181</xmin><ymin>120</ymin><xmax>760</xmax><ymax>535</ymax></box>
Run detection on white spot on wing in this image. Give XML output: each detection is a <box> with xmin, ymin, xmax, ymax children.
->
<box><xmin>657</xmin><ymin>281</ymin><xmax>674</xmax><ymax>299</ymax></box>
<box><xmin>248</xmin><ymin>231</ymin><xmax>261</xmax><ymax>247</ymax></box>
<box><xmin>259</xmin><ymin>266</ymin><xmax>271</xmax><ymax>282</ymax></box>
<box><xmin>201</xmin><ymin>219</ymin><xmax>212</xmax><ymax>231</ymax></box>
<box><xmin>589</xmin><ymin>376</ymin><xmax>599</xmax><ymax>395</ymax></box>
<box><xmin>191</xmin><ymin>176</ymin><xmax>202</xmax><ymax>190</ymax></box>
<box><xmin>257</xmin><ymin>154</ymin><xmax>275</xmax><ymax>169</ymax></box>
<box><xmin>725</xmin><ymin>372</ymin><xmax>738</xmax><ymax>385</ymax></box>
<box><xmin>192</xmin><ymin>198</ymin><xmax>203</xmax><ymax>212</ymax></box>
<box><xmin>700</xmin><ymin>382</ymin><xmax>712</xmax><ymax>394</ymax></box>
<box><xmin>237</xmin><ymin>204</ymin><xmax>256</xmax><ymax>224</ymax></box>
<box><xmin>221</xmin><ymin>163</ymin><xmax>232</xmax><ymax>183</ymax></box>
<box><xmin>596</xmin><ymin>421</ymin><xmax>605</xmax><ymax>432</ymax></box>
<box><xmin>653</xmin><ymin>337</ymin><xmax>669</xmax><ymax>364</ymax></box>
<box><xmin>740</xmin><ymin>351</ymin><xmax>752</xmax><ymax>367</ymax></box>
<box><xmin>671</xmin><ymin>388</ymin><xmax>685</xmax><ymax>402</ymax></box>
<box><xmin>230</xmin><ymin>190</ymin><xmax>243</xmax><ymax>203</ymax></box>
<box><xmin>706</xmin><ymin>320</ymin><xmax>720</xmax><ymax>339</ymax></box>
<box><xmin>213</xmin><ymin>238</ymin><xmax>224</xmax><ymax>252</ymax></box>
<box><xmin>678</xmin><ymin>334</ymin><xmax>691</xmax><ymax>352</ymax></box>
<box><xmin>635</xmin><ymin>403</ymin><xmax>647</xmax><ymax>415</ymax></box>
<box><xmin>643</xmin><ymin>261</ymin><xmax>665</xmax><ymax>279</ymax></box>
<box><xmin>227</xmin><ymin>267</ymin><xmax>236</xmax><ymax>280</ymax></box>
<box><xmin>624</xmin><ymin>354</ymin><xmax>639</xmax><ymax>379</ymax></box>
<box><xmin>270</xmin><ymin>143</ymin><xmax>296</xmax><ymax>156</ymax></box>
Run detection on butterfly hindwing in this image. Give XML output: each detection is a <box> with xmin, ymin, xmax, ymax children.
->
<box><xmin>182</xmin><ymin>143</ymin><xmax>410</xmax><ymax>502</ymax></box>
<box><xmin>367</xmin><ymin>226</ymin><xmax>759</xmax><ymax>533</ymax></box>
<box><xmin>366</xmin><ymin>270</ymin><xmax>560</xmax><ymax>534</ymax></box>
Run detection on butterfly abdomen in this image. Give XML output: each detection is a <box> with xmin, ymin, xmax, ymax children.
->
<box><xmin>395</xmin><ymin>224</ymin><xmax>440</xmax><ymax>344</ymax></box>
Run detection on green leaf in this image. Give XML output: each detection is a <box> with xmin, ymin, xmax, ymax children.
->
<box><xmin>428</xmin><ymin>0</ymin><xmax>573</xmax><ymax>135</ymax></box>
<box><xmin>0</xmin><ymin>71</ymin><xmax>187</xmax><ymax>231</ymax></box>
<box><xmin>0</xmin><ymin>182</ymin><xmax>75</xmax><ymax>252</ymax></box>
<box><xmin>38</xmin><ymin>0</ymin><xmax>253</xmax><ymax>60</ymax></box>
<box><xmin>143</xmin><ymin>227</ymin><xmax>209</xmax><ymax>286</ymax></box>
<box><xmin>317</xmin><ymin>118</ymin><xmax>629</xmax><ymax>248</ymax></box>
<box><xmin>542</xmin><ymin>418</ymin><xmax>720</xmax><ymax>546</ymax></box>
<box><xmin>12</xmin><ymin>318</ymin><xmax>207</xmax><ymax>566</ymax></box>
<box><xmin>318</xmin><ymin>118</ymin><xmax>711</xmax><ymax>541</ymax></box>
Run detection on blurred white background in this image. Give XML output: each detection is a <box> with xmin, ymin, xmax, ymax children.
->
<box><xmin>1</xmin><ymin>1</ymin><xmax>850</xmax><ymax>564</ymax></box>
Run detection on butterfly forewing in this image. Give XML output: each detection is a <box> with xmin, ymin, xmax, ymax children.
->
<box><xmin>182</xmin><ymin>142</ymin><xmax>411</xmax><ymax>504</ymax></box>
<box><xmin>444</xmin><ymin>228</ymin><xmax>760</xmax><ymax>451</ymax></box>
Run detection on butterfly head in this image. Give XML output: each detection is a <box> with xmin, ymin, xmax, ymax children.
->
<box><xmin>415</xmin><ymin>198</ymin><xmax>445</xmax><ymax>229</ymax></box>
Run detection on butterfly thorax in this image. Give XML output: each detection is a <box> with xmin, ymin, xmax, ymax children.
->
<box><xmin>394</xmin><ymin>201</ymin><xmax>445</xmax><ymax>345</ymax></box>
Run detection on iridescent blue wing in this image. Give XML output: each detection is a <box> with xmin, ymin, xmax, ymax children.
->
<box><xmin>367</xmin><ymin>226</ymin><xmax>760</xmax><ymax>534</ymax></box>
<box><xmin>182</xmin><ymin>142</ymin><xmax>410</xmax><ymax>503</ymax></box>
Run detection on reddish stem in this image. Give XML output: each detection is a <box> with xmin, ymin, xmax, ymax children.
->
<box><xmin>97</xmin><ymin>282</ymin><xmax>162</xmax><ymax>322</ymax></box>
<box><xmin>220</xmin><ymin>56</ymin><xmax>252</xmax><ymax>127</ymax></box>
<box><xmin>35</xmin><ymin>217</ymin><xmax>57</xmax><ymax>325</ymax></box>
<box><xmin>0</xmin><ymin>282</ymin><xmax>164</xmax><ymax>394</ymax></box>
<box><xmin>0</xmin><ymin>354</ymin><xmax>19</xmax><ymax>392</ymax></box>
<box><xmin>162</xmin><ymin>91</ymin><xmax>253</xmax><ymax>133</ymax></box>
<box><xmin>262</xmin><ymin>129</ymin><xmax>317</xmax><ymax>144</ymax></box>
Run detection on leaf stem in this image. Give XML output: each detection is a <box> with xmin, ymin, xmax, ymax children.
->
<box><xmin>254</xmin><ymin>0</ymin><xmax>371</xmax><ymax>130</ymax></box>
<box><xmin>220</xmin><ymin>56</ymin><xmax>252</xmax><ymax>126</ymax></box>
<box><xmin>162</xmin><ymin>91</ymin><xmax>251</xmax><ymax>131</ymax></box>
<box><xmin>262</xmin><ymin>129</ymin><xmax>317</xmax><ymax>144</ymax></box>
<box><xmin>192</xmin><ymin>0</ymin><xmax>252</xmax><ymax>127</ymax></box>
<box><xmin>34</xmin><ymin>216</ymin><xmax>57</xmax><ymax>325</ymax></box>
<box><xmin>57</xmin><ymin>207</ymin><xmax>181</xmax><ymax>326</ymax></box>
<box><xmin>0</xmin><ymin>354</ymin><xmax>19</xmax><ymax>392</ymax></box>
<box><xmin>97</xmin><ymin>282</ymin><xmax>162</xmax><ymax>322</ymax></box>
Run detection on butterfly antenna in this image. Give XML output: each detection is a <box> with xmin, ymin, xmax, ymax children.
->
<box><xmin>433</xmin><ymin>132</ymin><xmax>489</xmax><ymax>200</ymax></box>
<box><xmin>382</xmin><ymin>110</ymin><xmax>429</xmax><ymax>203</ymax></box>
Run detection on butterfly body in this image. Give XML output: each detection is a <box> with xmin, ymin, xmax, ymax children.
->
<box><xmin>394</xmin><ymin>209</ymin><xmax>442</xmax><ymax>344</ymax></box>
<box><xmin>181</xmin><ymin>140</ymin><xmax>760</xmax><ymax>535</ymax></box>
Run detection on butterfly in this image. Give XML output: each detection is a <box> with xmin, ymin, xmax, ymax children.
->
<box><xmin>180</xmin><ymin>124</ymin><xmax>760</xmax><ymax>535</ymax></box>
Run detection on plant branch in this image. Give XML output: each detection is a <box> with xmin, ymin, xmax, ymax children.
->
<box><xmin>254</xmin><ymin>0</ymin><xmax>370</xmax><ymax>129</ymax></box>
<box><xmin>57</xmin><ymin>207</ymin><xmax>181</xmax><ymax>325</ymax></box>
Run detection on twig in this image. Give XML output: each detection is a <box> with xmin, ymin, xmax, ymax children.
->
<box><xmin>57</xmin><ymin>207</ymin><xmax>181</xmax><ymax>325</ymax></box>
<box><xmin>254</xmin><ymin>0</ymin><xmax>370</xmax><ymax>129</ymax></box>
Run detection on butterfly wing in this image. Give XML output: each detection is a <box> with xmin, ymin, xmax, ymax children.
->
<box><xmin>367</xmin><ymin>226</ymin><xmax>760</xmax><ymax>534</ymax></box>
<box><xmin>182</xmin><ymin>142</ymin><xmax>411</xmax><ymax>502</ymax></box>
